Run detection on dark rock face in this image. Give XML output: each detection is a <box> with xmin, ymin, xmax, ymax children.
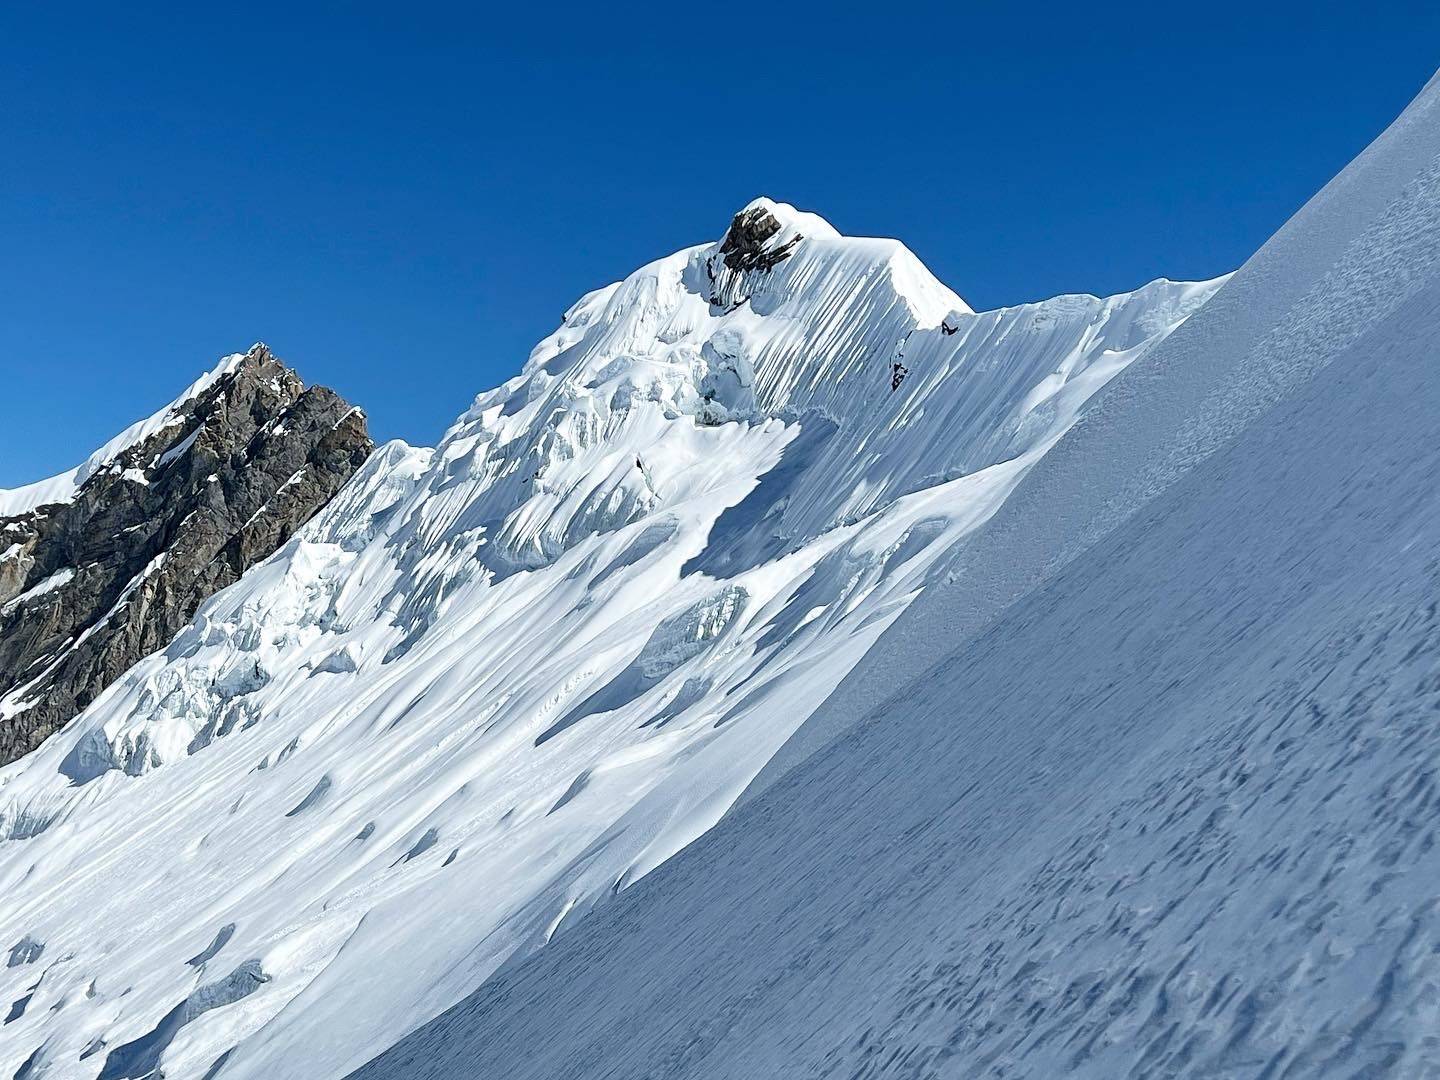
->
<box><xmin>715</xmin><ymin>204</ymin><xmax>801</xmax><ymax>276</ymax></box>
<box><xmin>705</xmin><ymin>203</ymin><xmax>803</xmax><ymax>312</ymax></box>
<box><xmin>0</xmin><ymin>344</ymin><xmax>372</xmax><ymax>765</ymax></box>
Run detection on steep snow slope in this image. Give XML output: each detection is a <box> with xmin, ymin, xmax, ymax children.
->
<box><xmin>749</xmin><ymin>68</ymin><xmax>1440</xmax><ymax>801</ymax></box>
<box><xmin>0</xmin><ymin>200</ymin><xmax>1217</xmax><ymax>1079</ymax></box>
<box><xmin>355</xmin><ymin>73</ymin><xmax>1440</xmax><ymax>1079</ymax></box>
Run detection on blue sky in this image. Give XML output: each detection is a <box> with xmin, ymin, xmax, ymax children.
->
<box><xmin>2</xmin><ymin>3</ymin><xmax>1437</xmax><ymax>486</ymax></box>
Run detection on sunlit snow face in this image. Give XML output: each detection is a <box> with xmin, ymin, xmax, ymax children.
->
<box><xmin>0</xmin><ymin>197</ymin><xmax>1221</xmax><ymax>1080</ymax></box>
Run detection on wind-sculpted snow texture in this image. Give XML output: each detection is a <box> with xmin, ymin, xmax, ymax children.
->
<box><xmin>747</xmin><ymin>69</ymin><xmax>1440</xmax><ymax>802</ymax></box>
<box><xmin>0</xmin><ymin>200</ymin><xmax>1216</xmax><ymax>1078</ymax></box>
<box><xmin>353</xmin><ymin>73</ymin><xmax>1440</xmax><ymax>1079</ymax></box>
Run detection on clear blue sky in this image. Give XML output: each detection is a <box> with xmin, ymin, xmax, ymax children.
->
<box><xmin>3</xmin><ymin>3</ymin><xmax>1437</xmax><ymax>486</ymax></box>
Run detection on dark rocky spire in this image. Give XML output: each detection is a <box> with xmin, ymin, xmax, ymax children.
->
<box><xmin>0</xmin><ymin>344</ymin><xmax>373</xmax><ymax>765</ymax></box>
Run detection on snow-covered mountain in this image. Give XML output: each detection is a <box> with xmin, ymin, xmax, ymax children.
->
<box><xmin>0</xmin><ymin>199</ymin><xmax>1218</xmax><ymax>1078</ymax></box>
<box><xmin>356</xmin><ymin>72</ymin><xmax>1440</xmax><ymax>1078</ymax></box>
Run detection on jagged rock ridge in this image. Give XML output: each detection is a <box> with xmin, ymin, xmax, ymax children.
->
<box><xmin>0</xmin><ymin>344</ymin><xmax>372</xmax><ymax>765</ymax></box>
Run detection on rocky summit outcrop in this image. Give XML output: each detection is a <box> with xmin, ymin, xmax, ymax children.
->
<box><xmin>702</xmin><ymin>197</ymin><xmax>810</xmax><ymax>311</ymax></box>
<box><xmin>0</xmin><ymin>344</ymin><xmax>372</xmax><ymax>766</ymax></box>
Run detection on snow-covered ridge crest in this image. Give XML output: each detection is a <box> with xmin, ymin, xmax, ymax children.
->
<box><xmin>0</xmin><ymin>200</ymin><xmax>1222</xmax><ymax>1079</ymax></box>
<box><xmin>458</xmin><ymin>198</ymin><xmax>1206</xmax><ymax>576</ymax></box>
<box><xmin>0</xmin><ymin>352</ymin><xmax>249</xmax><ymax>517</ymax></box>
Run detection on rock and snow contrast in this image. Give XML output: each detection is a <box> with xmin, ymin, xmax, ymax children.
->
<box><xmin>356</xmin><ymin>72</ymin><xmax>1440</xmax><ymax>1078</ymax></box>
<box><xmin>0</xmin><ymin>347</ymin><xmax>372</xmax><ymax>767</ymax></box>
<box><xmin>0</xmin><ymin>198</ymin><xmax>1221</xmax><ymax>1078</ymax></box>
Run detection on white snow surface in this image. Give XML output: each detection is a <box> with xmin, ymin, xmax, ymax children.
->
<box><xmin>0</xmin><ymin>198</ymin><xmax>1218</xmax><ymax>1079</ymax></box>
<box><xmin>351</xmin><ymin>73</ymin><xmax>1440</xmax><ymax>1079</ymax></box>
<box><xmin>0</xmin><ymin>355</ymin><xmax>245</xmax><ymax>517</ymax></box>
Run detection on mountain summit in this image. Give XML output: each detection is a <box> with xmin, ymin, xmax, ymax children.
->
<box><xmin>358</xmin><ymin>70</ymin><xmax>1440</xmax><ymax>1080</ymax></box>
<box><xmin>0</xmin><ymin>205</ymin><xmax>1218</xmax><ymax>1078</ymax></box>
<box><xmin>0</xmin><ymin>345</ymin><xmax>372</xmax><ymax>766</ymax></box>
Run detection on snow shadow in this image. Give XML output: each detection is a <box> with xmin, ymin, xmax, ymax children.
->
<box><xmin>680</xmin><ymin>416</ymin><xmax>836</xmax><ymax>579</ymax></box>
<box><xmin>98</xmin><ymin>961</ymin><xmax>268</xmax><ymax>1080</ymax></box>
<box><xmin>536</xmin><ymin>667</ymin><xmax>653</xmax><ymax>746</ymax></box>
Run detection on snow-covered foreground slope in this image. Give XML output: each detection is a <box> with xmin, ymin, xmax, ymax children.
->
<box><xmin>0</xmin><ymin>201</ymin><xmax>1217</xmax><ymax>1079</ymax></box>
<box><xmin>355</xmin><ymin>72</ymin><xmax>1440</xmax><ymax>1079</ymax></box>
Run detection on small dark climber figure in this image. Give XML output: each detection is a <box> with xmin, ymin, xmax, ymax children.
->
<box><xmin>891</xmin><ymin>361</ymin><xmax>908</xmax><ymax>391</ymax></box>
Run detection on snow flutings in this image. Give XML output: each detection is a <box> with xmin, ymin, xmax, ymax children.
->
<box><xmin>0</xmin><ymin>199</ymin><xmax>1218</xmax><ymax>1079</ymax></box>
